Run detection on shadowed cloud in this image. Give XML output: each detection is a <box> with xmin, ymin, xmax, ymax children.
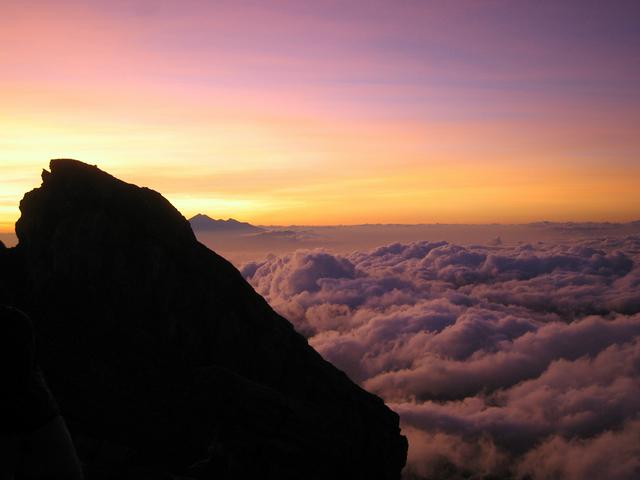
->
<box><xmin>242</xmin><ymin>236</ymin><xmax>640</xmax><ymax>479</ymax></box>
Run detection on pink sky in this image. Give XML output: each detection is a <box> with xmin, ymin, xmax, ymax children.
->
<box><xmin>1</xmin><ymin>0</ymin><xmax>639</xmax><ymax>230</ymax></box>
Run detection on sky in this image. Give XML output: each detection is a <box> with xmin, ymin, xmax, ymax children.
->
<box><xmin>1</xmin><ymin>0</ymin><xmax>639</xmax><ymax>231</ymax></box>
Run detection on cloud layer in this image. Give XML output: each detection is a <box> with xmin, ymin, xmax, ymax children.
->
<box><xmin>242</xmin><ymin>236</ymin><xmax>640</xmax><ymax>479</ymax></box>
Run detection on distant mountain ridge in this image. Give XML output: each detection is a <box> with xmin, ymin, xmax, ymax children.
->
<box><xmin>189</xmin><ymin>214</ymin><xmax>264</xmax><ymax>233</ymax></box>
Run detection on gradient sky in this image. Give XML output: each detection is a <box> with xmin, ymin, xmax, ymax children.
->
<box><xmin>1</xmin><ymin>0</ymin><xmax>639</xmax><ymax>230</ymax></box>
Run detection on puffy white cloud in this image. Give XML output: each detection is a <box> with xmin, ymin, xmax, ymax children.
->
<box><xmin>517</xmin><ymin>419</ymin><xmax>640</xmax><ymax>480</ymax></box>
<box><xmin>242</xmin><ymin>236</ymin><xmax>640</xmax><ymax>479</ymax></box>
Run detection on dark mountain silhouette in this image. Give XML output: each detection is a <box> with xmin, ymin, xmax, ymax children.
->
<box><xmin>189</xmin><ymin>214</ymin><xmax>264</xmax><ymax>234</ymax></box>
<box><xmin>0</xmin><ymin>159</ymin><xmax>407</xmax><ymax>479</ymax></box>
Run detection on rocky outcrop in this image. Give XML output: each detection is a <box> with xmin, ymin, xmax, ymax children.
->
<box><xmin>0</xmin><ymin>159</ymin><xmax>406</xmax><ymax>479</ymax></box>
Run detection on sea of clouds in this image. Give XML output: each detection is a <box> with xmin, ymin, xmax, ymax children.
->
<box><xmin>241</xmin><ymin>235</ymin><xmax>640</xmax><ymax>479</ymax></box>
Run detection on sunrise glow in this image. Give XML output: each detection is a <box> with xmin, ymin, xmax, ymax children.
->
<box><xmin>2</xmin><ymin>0</ymin><xmax>639</xmax><ymax>231</ymax></box>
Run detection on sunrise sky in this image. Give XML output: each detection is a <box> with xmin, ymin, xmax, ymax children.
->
<box><xmin>1</xmin><ymin>0</ymin><xmax>639</xmax><ymax>231</ymax></box>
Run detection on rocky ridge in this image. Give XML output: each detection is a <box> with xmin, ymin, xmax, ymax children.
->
<box><xmin>0</xmin><ymin>159</ymin><xmax>407</xmax><ymax>479</ymax></box>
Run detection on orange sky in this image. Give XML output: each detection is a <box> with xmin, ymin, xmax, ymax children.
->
<box><xmin>1</xmin><ymin>1</ymin><xmax>639</xmax><ymax>231</ymax></box>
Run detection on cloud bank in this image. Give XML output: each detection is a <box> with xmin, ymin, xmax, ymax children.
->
<box><xmin>242</xmin><ymin>236</ymin><xmax>640</xmax><ymax>479</ymax></box>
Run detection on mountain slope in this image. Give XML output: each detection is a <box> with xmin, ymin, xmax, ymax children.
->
<box><xmin>0</xmin><ymin>159</ymin><xmax>407</xmax><ymax>479</ymax></box>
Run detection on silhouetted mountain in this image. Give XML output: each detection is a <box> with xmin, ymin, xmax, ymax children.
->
<box><xmin>0</xmin><ymin>159</ymin><xmax>406</xmax><ymax>479</ymax></box>
<box><xmin>189</xmin><ymin>214</ymin><xmax>264</xmax><ymax>233</ymax></box>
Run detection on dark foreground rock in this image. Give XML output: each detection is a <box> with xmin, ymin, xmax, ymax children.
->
<box><xmin>0</xmin><ymin>159</ymin><xmax>407</xmax><ymax>479</ymax></box>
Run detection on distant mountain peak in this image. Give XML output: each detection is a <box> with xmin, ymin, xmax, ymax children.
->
<box><xmin>189</xmin><ymin>214</ymin><xmax>264</xmax><ymax>233</ymax></box>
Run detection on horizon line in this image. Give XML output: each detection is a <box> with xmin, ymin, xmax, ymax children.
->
<box><xmin>2</xmin><ymin>218</ymin><xmax>640</xmax><ymax>236</ymax></box>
